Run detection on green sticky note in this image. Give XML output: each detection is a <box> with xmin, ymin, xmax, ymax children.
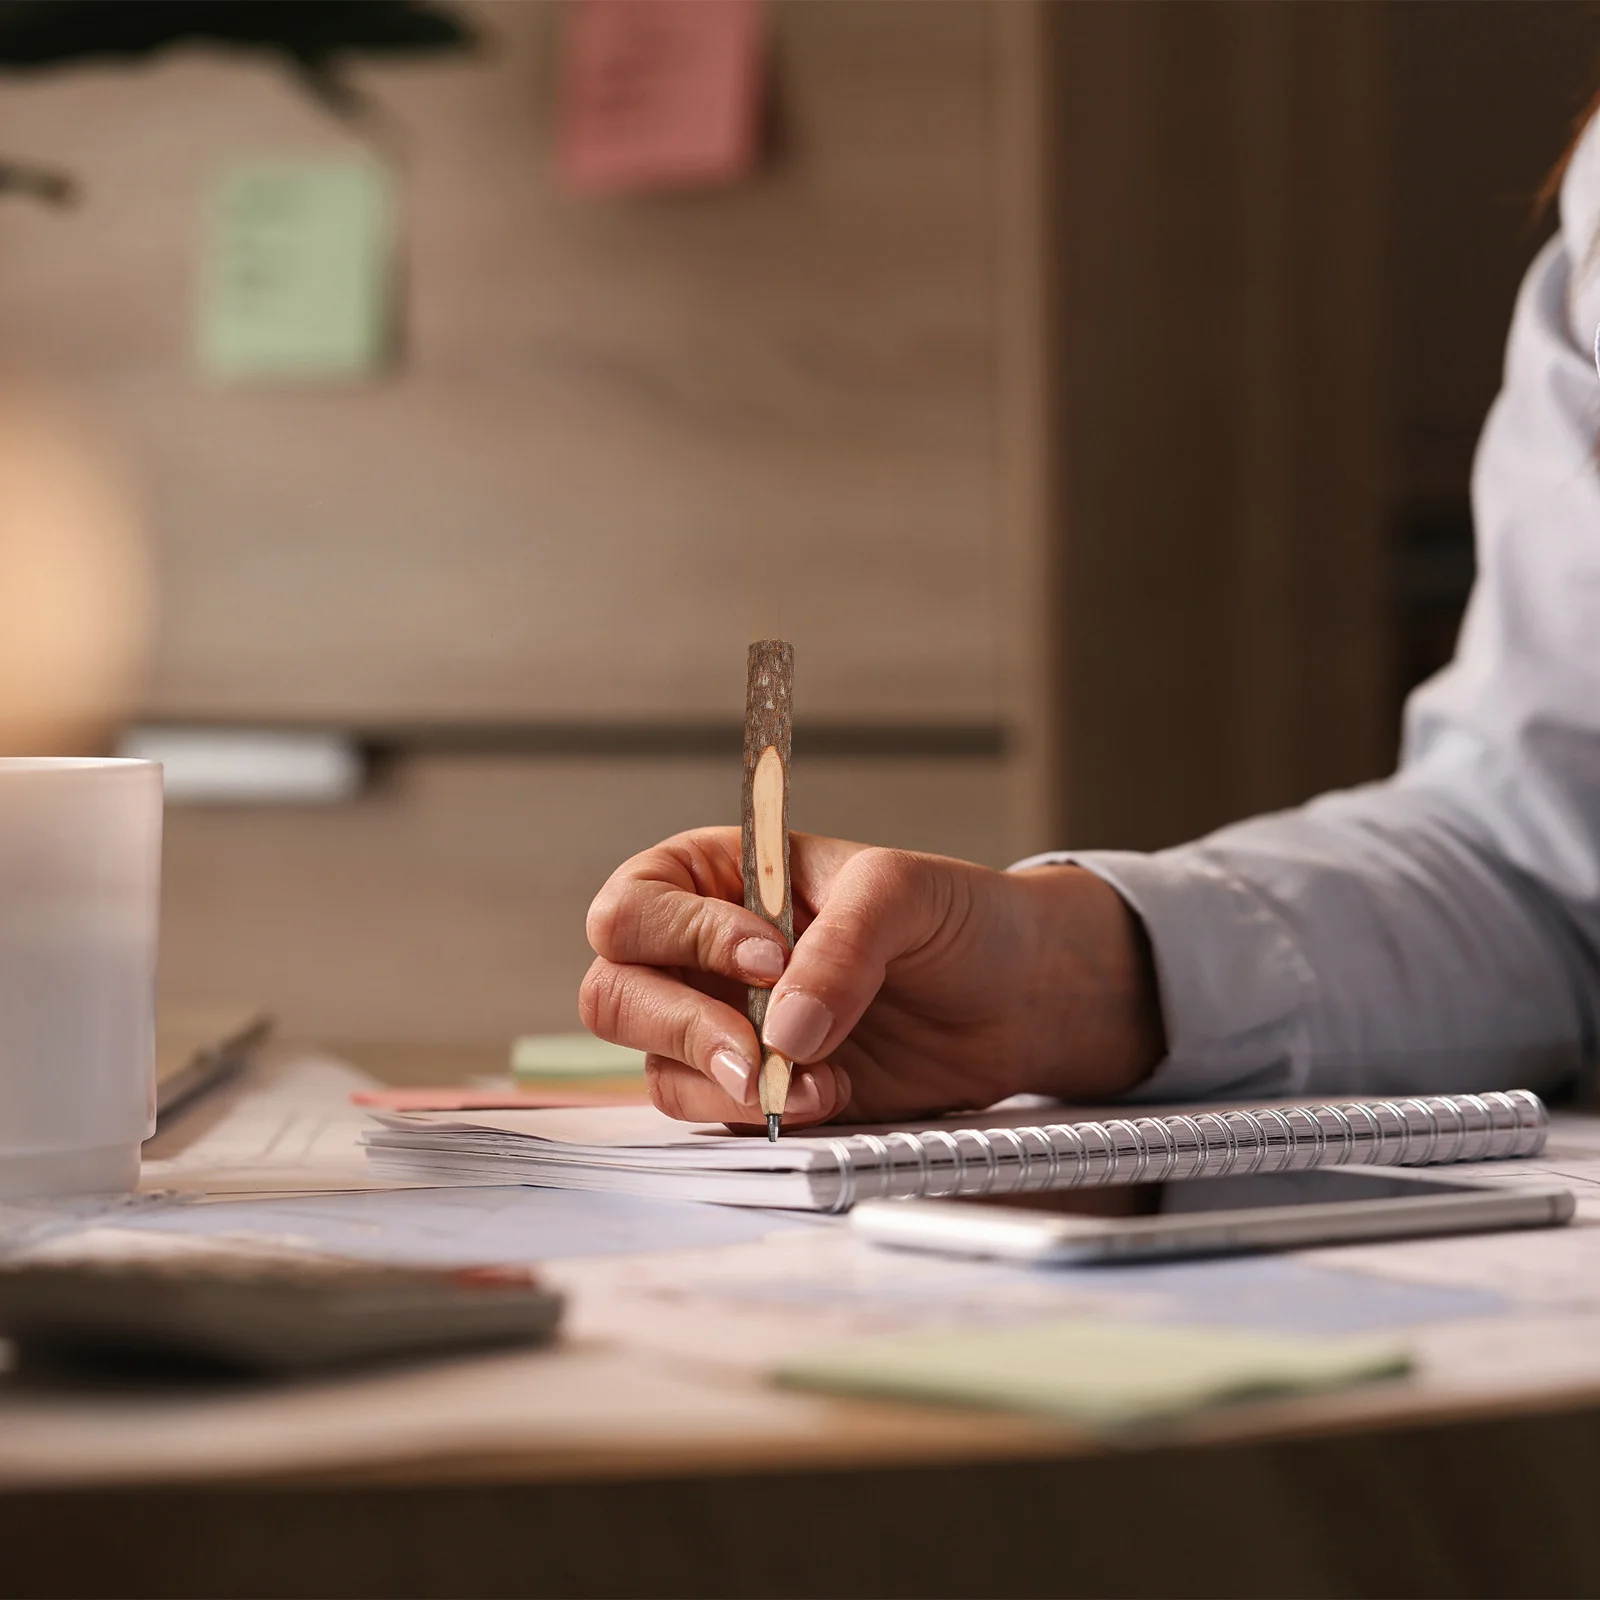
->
<box><xmin>511</xmin><ymin>1033</ymin><xmax>648</xmax><ymax>1080</ymax></box>
<box><xmin>200</xmin><ymin>159</ymin><xmax>394</xmax><ymax>381</ymax></box>
<box><xmin>777</xmin><ymin>1318</ymin><xmax>1410</xmax><ymax>1430</ymax></box>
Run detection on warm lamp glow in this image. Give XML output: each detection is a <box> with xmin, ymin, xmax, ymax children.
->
<box><xmin>0</xmin><ymin>398</ymin><xmax>152</xmax><ymax>755</ymax></box>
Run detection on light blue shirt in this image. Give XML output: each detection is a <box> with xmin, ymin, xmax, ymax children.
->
<box><xmin>1016</xmin><ymin>119</ymin><xmax>1600</xmax><ymax>1105</ymax></box>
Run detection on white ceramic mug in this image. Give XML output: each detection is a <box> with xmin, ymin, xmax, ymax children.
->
<box><xmin>0</xmin><ymin>758</ymin><xmax>161</xmax><ymax>1197</ymax></box>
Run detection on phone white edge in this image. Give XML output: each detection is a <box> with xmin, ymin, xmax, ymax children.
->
<box><xmin>848</xmin><ymin>1174</ymin><xmax>1576</xmax><ymax>1264</ymax></box>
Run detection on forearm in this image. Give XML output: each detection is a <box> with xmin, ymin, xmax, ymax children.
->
<box><xmin>1019</xmin><ymin>782</ymin><xmax>1600</xmax><ymax>1102</ymax></box>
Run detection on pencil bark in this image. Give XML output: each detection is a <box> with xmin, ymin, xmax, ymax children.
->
<box><xmin>741</xmin><ymin>640</ymin><xmax>794</xmax><ymax>1120</ymax></box>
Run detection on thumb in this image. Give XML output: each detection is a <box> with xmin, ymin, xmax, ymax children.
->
<box><xmin>759</xmin><ymin>848</ymin><xmax>948</xmax><ymax>1064</ymax></box>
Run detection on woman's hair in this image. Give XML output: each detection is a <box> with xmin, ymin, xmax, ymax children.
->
<box><xmin>1539</xmin><ymin>84</ymin><xmax>1600</xmax><ymax>216</ymax></box>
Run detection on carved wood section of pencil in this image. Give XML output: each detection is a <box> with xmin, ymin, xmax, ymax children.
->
<box><xmin>741</xmin><ymin>640</ymin><xmax>794</xmax><ymax>1140</ymax></box>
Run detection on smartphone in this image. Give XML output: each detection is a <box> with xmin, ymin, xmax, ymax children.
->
<box><xmin>849</xmin><ymin>1167</ymin><xmax>1575</xmax><ymax>1265</ymax></box>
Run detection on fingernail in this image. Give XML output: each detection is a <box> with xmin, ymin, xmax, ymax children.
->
<box><xmin>763</xmin><ymin>991</ymin><xmax>833</xmax><ymax>1062</ymax></box>
<box><xmin>735</xmin><ymin>937</ymin><xmax>786</xmax><ymax>982</ymax></box>
<box><xmin>784</xmin><ymin>1069</ymin><xmax>824</xmax><ymax>1119</ymax></box>
<box><xmin>708</xmin><ymin>1049</ymin><xmax>755</xmax><ymax>1104</ymax></box>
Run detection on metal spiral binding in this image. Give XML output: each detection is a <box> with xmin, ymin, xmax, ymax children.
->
<box><xmin>820</xmin><ymin>1089</ymin><xmax>1547</xmax><ymax>1212</ymax></box>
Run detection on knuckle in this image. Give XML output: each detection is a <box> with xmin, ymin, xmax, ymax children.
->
<box><xmin>584</xmin><ymin>880</ymin><xmax>633</xmax><ymax>957</ymax></box>
<box><xmin>667</xmin><ymin>831</ymin><xmax>716</xmax><ymax>889</ymax></box>
<box><xmin>577</xmin><ymin>959</ymin><xmax>627</xmax><ymax>1039</ymax></box>
<box><xmin>682</xmin><ymin>898</ymin><xmax>734</xmax><ymax>972</ymax></box>
<box><xmin>805</xmin><ymin>847</ymin><xmax>942</xmax><ymax>976</ymax></box>
<box><xmin>811</xmin><ymin>915</ymin><xmax>879</xmax><ymax>977</ymax></box>
<box><xmin>827</xmin><ymin>1064</ymin><xmax>854</xmax><ymax>1119</ymax></box>
<box><xmin>681</xmin><ymin>1008</ymin><xmax>728</xmax><ymax>1072</ymax></box>
<box><xmin>586</xmin><ymin>840</ymin><xmax>685</xmax><ymax>956</ymax></box>
<box><xmin>671</xmin><ymin>827</ymin><xmax>741</xmax><ymax>897</ymax></box>
<box><xmin>850</xmin><ymin>846</ymin><xmax>923</xmax><ymax>906</ymax></box>
<box><xmin>857</xmin><ymin>845</ymin><xmax>943</xmax><ymax>923</ymax></box>
<box><xmin>646</xmin><ymin>1057</ymin><xmax>689</xmax><ymax>1121</ymax></box>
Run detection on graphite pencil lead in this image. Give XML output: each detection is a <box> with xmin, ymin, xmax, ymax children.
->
<box><xmin>766</xmin><ymin>1114</ymin><xmax>782</xmax><ymax>1143</ymax></box>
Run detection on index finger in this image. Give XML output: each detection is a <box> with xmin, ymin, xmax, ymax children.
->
<box><xmin>586</xmin><ymin>827</ymin><xmax>790</xmax><ymax>985</ymax></box>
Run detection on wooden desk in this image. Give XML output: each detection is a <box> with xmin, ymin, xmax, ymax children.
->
<box><xmin>5</xmin><ymin>1378</ymin><xmax>1600</xmax><ymax>1598</ymax></box>
<box><xmin>4</xmin><ymin>1047</ymin><xmax>1599</xmax><ymax>1599</ymax></box>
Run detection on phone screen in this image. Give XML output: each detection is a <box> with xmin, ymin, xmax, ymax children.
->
<box><xmin>941</xmin><ymin>1167</ymin><xmax>1488</xmax><ymax>1218</ymax></box>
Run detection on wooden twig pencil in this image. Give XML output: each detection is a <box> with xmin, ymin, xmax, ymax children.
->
<box><xmin>741</xmin><ymin>640</ymin><xmax>794</xmax><ymax>1141</ymax></box>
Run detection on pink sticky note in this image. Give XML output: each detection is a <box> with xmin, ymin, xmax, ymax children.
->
<box><xmin>559</xmin><ymin>0</ymin><xmax>767</xmax><ymax>194</ymax></box>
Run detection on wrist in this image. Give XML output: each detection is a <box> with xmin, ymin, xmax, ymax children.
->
<box><xmin>1012</xmin><ymin>864</ymin><xmax>1167</xmax><ymax>1101</ymax></box>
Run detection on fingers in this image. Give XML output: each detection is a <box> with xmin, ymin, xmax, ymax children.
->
<box><xmin>586</xmin><ymin>829</ymin><xmax>791</xmax><ymax>987</ymax></box>
<box><xmin>581</xmin><ymin>956</ymin><xmax>855</xmax><ymax>1128</ymax></box>
<box><xmin>582</xmin><ymin>827</ymin><xmax>893</xmax><ymax>1129</ymax></box>
<box><xmin>646</xmin><ymin>1057</ymin><xmax>853</xmax><ymax>1131</ymax></box>
<box><xmin>587</xmin><ymin>829</ymin><xmax>874</xmax><ymax>982</ymax></box>
<box><xmin>761</xmin><ymin>847</ymin><xmax>957</xmax><ymax>1066</ymax></box>
<box><xmin>579</xmin><ymin>958</ymin><xmax>762</xmax><ymax>1105</ymax></box>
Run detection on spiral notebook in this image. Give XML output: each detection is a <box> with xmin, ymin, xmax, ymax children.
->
<box><xmin>362</xmin><ymin>1089</ymin><xmax>1548</xmax><ymax>1213</ymax></box>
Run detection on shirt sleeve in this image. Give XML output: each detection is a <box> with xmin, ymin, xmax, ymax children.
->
<box><xmin>1014</xmin><ymin>120</ymin><xmax>1600</xmax><ymax>1105</ymax></box>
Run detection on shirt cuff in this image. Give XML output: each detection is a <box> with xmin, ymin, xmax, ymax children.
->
<box><xmin>1009</xmin><ymin>848</ymin><xmax>1317</xmax><ymax>1102</ymax></box>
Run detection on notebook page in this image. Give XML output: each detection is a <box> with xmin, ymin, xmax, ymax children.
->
<box><xmin>365</xmin><ymin>1096</ymin><xmax>1126</xmax><ymax>1165</ymax></box>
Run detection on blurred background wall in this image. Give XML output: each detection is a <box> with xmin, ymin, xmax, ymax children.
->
<box><xmin>0</xmin><ymin>0</ymin><xmax>1590</xmax><ymax>1046</ymax></box>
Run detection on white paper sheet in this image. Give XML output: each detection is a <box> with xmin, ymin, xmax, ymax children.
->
<box><xmin>1299</xmin><ymin>1218</ymin><xmax>1600</xmax><ymax>1308</ymax></box>
<box><xmin>542</xmin><ymin>1224</ymin><xmax>1509</xmax><ymax>1373</ymax></box>
<box><xmin>143</xmin><ymin>1051</ymin><xmax>422</xmax><ymax>1196</ymax></box>
<box><xmin>99</xmin><ymin>1185</ymin><xmax>818</xmax><ymax>1263</ymax></box>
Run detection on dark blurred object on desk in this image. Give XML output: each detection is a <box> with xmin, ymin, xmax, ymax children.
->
<box><xmin>0</xmin><ymin>1253</ymin><xmax>562</xmax><ymax>1376</ymax></box>
<box><xmin>154</xmin><ymin>1007</ymin><xmax>273</xmax><ymax>1128</ymax></box>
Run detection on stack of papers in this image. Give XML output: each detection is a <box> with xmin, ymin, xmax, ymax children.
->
<box><xmin>361</xmin><ymin>1092</ymin><xmax>1555</xmax><ymax>1212</ymax></box>
<box><xmin>364</xmin><ymin>1103</ymin><xmax>846</xmax><ymax>1208</ymax></box>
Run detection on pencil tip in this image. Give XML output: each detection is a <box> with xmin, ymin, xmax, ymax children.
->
<box><xmin>766</xmin><ymin>1114</ymin><xmax>781</xmax><ymax>1143</ymax></box>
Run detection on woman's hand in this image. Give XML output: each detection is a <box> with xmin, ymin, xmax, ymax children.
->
<box><xmin>579</xmin><ymin>829</ymin><xmax>1166</xmax><ymax>1129</ymax></box>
